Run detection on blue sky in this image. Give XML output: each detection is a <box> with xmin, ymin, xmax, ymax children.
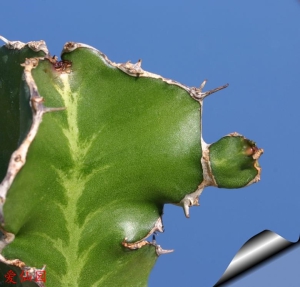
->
<box><xmin>2</xmin><ymin>1</ymin><xmax>300</xmax><ymax>286</ymax></box>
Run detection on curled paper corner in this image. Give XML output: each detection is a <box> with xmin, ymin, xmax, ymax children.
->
<box><xmin>214</xmin><ymin>230</ymin><xmax>300</xmax><ymax>286</ymax></box>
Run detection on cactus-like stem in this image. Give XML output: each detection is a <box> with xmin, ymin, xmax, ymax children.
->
<box><xmin>0</xmin><ymin>36</ymin><xmax>263</xmax><ymax>286</ymax></box>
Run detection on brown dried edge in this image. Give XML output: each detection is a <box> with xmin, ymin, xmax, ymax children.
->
<box><xmin>0</xmin><ymin>36</ymin><xmax>50</xmax><ymax>221</ymax></box>
<box><xmin>0</xmin><ymin>35</ymin><xmax>49</xmax><ymax>55</ymax></box>
<box><xmin>0</xmin><ymin>37</ymin><xmax>62</xmax><ymax>278</ymax></box>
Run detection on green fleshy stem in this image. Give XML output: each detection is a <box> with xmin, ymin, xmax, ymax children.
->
<box><xmin>209</xmin><ymin>133</ymin><xmax>263</xmax><ymax>188</ymax></box>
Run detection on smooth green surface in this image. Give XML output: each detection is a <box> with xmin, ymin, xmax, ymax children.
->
<box><xmin>0</xmin><ymin>45</ymin><xmax>45</xmax><ymax>181</ymax></box>
<box><xmin>209</xmin><ymin>136</ymin><xmax>258</xmax><ymax>188</ymax></box>
<box><xmin>3</xmin><ymin>46</ymin><xmax>203</xmax><ymax>286</ymax></box>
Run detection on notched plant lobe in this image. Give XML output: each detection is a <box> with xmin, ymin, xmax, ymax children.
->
<box><xmin>0</xmin><ymin>36</ymin><xmax>263</xmax><ymax>287</ymax></box>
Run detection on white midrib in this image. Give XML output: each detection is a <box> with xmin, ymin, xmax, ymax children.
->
<box><xmin>53</xmin><ymin>75</ymin><xmax>92</xmax><ymax>286</ymax></box>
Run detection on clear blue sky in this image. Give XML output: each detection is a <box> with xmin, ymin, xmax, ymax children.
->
<box><xmin>2</xmin><ymin>1</ymin><xmax>300</xmax><ymax>286</ymax></box>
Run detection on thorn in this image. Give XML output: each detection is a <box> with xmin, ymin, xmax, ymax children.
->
<box><xmin>199</xmin><ymin>79</ymin><xmax>207</xmax><ymax>90</ymax></box>
<box><xmin>155</xmin><ymin>245</ymin><xmax>174</xmax><ymax>256</ymax></box>
<box><xmin>154</xmin><ymin>216</ymin><xmax>164</xmax><ymax>233</ymax></box>
<box><xmin>0</xmin><ymin>35</ymin><xmax>9</xmax><ymax>44</ymax></box>
<box><xmin>30</xmin><ymin>96</ymin><xmax>66</xmax><ymax>115</ymax></box>
<box><xmin>201</xmin><ymin>83</ymin><xmax>229</xmax><ymax>99</ymax></box>
<box><xmin>118</xmin><ymin>59</ymin><xmax>144</xmax><ymax>76</ymax></box>
<box><xmin>190</xmin><ymin>81</ymin><xmax>229</xmax><ymax>101</ymax></box>
<box><xmin>131</xmin><ymin>59</ymin><xmax>143</xmax><ymax>74</ymax></box>
<box><xmin>178</xmin><ymin>183</ymin><xmax>205</xmax><ymax>218</ymax></box>
<box><xmin>0</xmin><ymin>35</ymin><xmax>26</xmax><ymax>50</ymax></box>
<box><xmin>134</xmin><ymin>59</ymin><xmax>142</xmax><ymax>68</ymax></box>
<box><xmin>182</xmin><ymin>199</ymin><xmax>191</xmax><ymax>218</ymax></box>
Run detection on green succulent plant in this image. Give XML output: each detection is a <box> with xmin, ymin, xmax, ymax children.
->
<box><xmin>0</xmin><ymin>36</ymin><xmax>263</xmax><ymax>287</ymax></box>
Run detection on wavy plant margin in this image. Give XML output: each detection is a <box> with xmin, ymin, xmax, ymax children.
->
<box><xmin>0</xmin><ymin>36</ymin><xmax>263</xmax><ymax>286</ymax></box>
